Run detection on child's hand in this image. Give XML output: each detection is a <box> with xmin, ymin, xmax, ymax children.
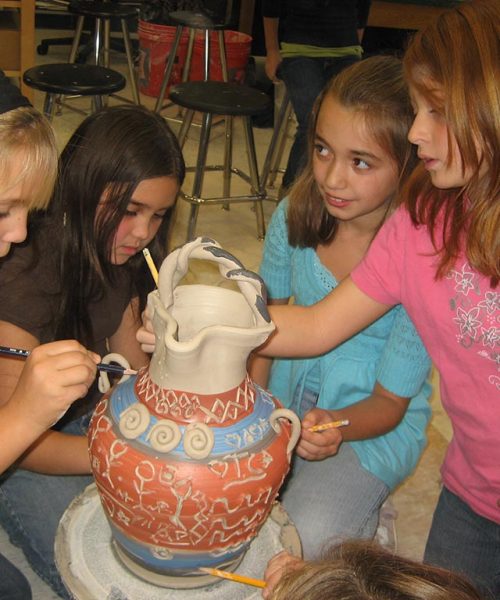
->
<box><xmin>136</xmin><ymin>307</ymin><xmax>156</xmax><ymax>354</ymax></box>
<box><xmin>296</xmin><ymin>408</ymin><xmax>343</xmax><ymax>461</ymax></box>
<box><xmin>9</xmin><ymin>340</ymin><xmax>99</xmax><ymax>432</ymax></box>
<box><xmin>262</xmin><ymin>550</ymin><xmax>304</xmax><ymax>599</ymax></box>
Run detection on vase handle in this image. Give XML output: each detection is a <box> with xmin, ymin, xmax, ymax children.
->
<box><xmin>269</xmin><ymin>408</ymin><xmax>301</xmax><ymax>457</ymax></box>
<box><xmin>98</xmin><ymin>352</ymin><xmax>133</xmax><ymax>393</ymax></box>
<box><xmin>158</xmin><ymin>237</ymin><xmax>272</xmax><ymax>328</ymax></box>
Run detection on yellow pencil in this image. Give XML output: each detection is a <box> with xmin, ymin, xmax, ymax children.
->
<box><xmin>308</xmin><ymin>419</ymin><xmax>350</xmax><ymax>432</ymax></box>
<box><xmin>142</xmin><ymin>248</ymin><xmax>159</xmax><ymax>286</ymax></box>
<box><xmin>199</xmin><ymin>567</ymin><xmax>266</xmax><ymax>589</ymax></box>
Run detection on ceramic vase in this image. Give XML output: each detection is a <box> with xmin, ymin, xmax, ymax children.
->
<box><xmin>88</xmin><ymin>237</ymin><xmax>300</xmax><ymax>587</ymax></box>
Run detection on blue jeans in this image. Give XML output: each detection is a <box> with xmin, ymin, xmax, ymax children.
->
<box><xmin>281</xmin><ymin>387</ymin><xmax>389</xmax><ymax>559</ymax></box>
<box><xmin>0</xmin><ymin>553</ymin><xmax>32</xmax><ymax>599</ymax></box>
<box><xmin>0</xmin><ymin>414</ymin><xmax>93</xmax><ymax>599</ymax></box>
<box><xmin>424</xmin><ymin>486</ymin><xmax>500</xmax><ymax>599</ymax></box>
<box><xmin>277</xmin><ymin>54</ymin><xmax>359</xmax><ymax>189</ymax></box>
<box><xmin>280</xmin><ymin>442</ymin><xmax>389</xmax><ymax>559</ymax></box>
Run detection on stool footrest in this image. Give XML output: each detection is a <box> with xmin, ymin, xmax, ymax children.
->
<box><xmin>181</xmin><ymin>192</ymin><xmax>265</xmax><ymax>206</ymax></box>
<box><xmin>185</xmin><ymin>164</ymin><xmax>255</xmax><ymax>187</ymax></box>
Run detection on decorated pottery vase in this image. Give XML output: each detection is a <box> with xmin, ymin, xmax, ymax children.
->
<box><xmin>88</xmin><ymin>237</ymin><xmax>301</xmax><ymax>587</ymax></box>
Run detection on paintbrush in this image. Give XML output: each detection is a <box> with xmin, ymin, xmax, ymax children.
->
<box><xmin>0</xmin><ymin>346</ymin><xmax>137</xmax><ymax>377</ymax></box>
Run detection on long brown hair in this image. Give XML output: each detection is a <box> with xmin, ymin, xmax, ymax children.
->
<box><xmin>288</xmin><ymin>55</ymin><xmax>417</xmax><ymax>248</ymax></box>
<box><xmin>32</xmin><ymin>105</ymin><xmax>185</xmax><ymax>346</ymax></box>
<box><xmin>402</xmin><ymin>0</ymin><xmax>499</xmax><ymax>286</ymax></box>
<box><xmin>270</xmin><ymin>540</ymin><xmax>484</xmax><ymax>600</ymax></box>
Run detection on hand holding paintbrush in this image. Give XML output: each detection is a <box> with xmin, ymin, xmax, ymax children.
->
<box><xmin>0</xmin><ymin>345</ymin><xmax>137</xmax><ymax>377</ymax></box>
<box><xmin>0</xmin><ymin>340</ymin><xmax>103</xmax><ymax>471</ymax></box>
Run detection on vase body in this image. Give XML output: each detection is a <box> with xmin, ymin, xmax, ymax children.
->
<box><xmin>88</xmin><ymin>238</ymin><xmax>300</xmax><ymax>587</ymax></box>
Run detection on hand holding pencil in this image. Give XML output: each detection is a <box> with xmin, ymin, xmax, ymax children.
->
<box><xmin>295</xmin><ymin>408</ymin><xmax>347</xmax><ymax>462</ymax></box>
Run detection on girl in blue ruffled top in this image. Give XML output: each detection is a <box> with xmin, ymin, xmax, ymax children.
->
<box><xmin>250</xmin><ymin>55</ymin><xmax>432</xmax><ymax>559</ymax></box>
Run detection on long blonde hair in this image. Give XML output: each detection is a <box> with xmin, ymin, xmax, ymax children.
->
<box><xmin>0</xmin><ymin>106</ymin><xmax>58</xmax><ymax>210</ymax></box>
<box><xmin>270</xmin><ymin>541</ymin><xmax>483</xmax><ymax>600</ymax></box>
<box><xmin>403</xmin><ymin>0</ymin><xmax>499</xmax><ymax>286</ymax></box>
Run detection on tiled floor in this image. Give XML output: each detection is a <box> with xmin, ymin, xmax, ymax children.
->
<box><xmin>1</xmin><ymin>29</ymin><xmax>452</xmax><ymax>598</ymax></box>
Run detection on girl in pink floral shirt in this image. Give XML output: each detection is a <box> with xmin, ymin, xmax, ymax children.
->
<box><xmin>259</xmin><ymin>1</ymin><xmax>499</xmax><ymax>596</ymax></box>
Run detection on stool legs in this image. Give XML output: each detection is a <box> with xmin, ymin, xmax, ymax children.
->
<box><xmin>103</xmin><ymin>18</ymin><xmax>111</xmax><ymax>67</ymax></box>
<box><xmin>242</xmin><ymin>116</ymin><xmax>265</xmax><ymax>239</ymax></box>
<box><xmin>218</xmin><ymin>31</ymin><xmax>229</xmax><ymax>81</ymax></box>
<box><xmin>69</xmin><ymin>13</ymin><xmax>139</xmax><ymax>104</ymax></box>
<box><xmin>187</xmin><ymin>111</ymin><xmax>213</xmax><ymax>241</ymax></box>
<box><xmin>69</xmin><ymin>16</ymin><xmax>85</xmax><ymax>63</ymax></box>
<box><xmin>120</xmin><ymin>19</ymin><xmax>140</xmax><ymax>104</ymax></box>
<box><xmin>43</xmin><ymin>93</ymin><xmax>57</xmax><ymax>121</ymax></box>
<box><xmin>155</xmin><ymin>26</ymin><xmax>229</xmax><ymax>114</ymax></box>
<box><xmin>177</xmin><ymin>110</ymin><xmax>195</xmax><ymax>147</ymax></box>
<box><xmin>260</xmin><ymin>90</ymin><xmax>293</xmax><ymax>195</ymax></box>
<box><xmin>154</xmin><ymin>26</ymin><xmax>183</xmax><ymax>113</ymax></box>
<box><xmin>182</xmin><ymin>29</ymin><xmax>196</xmax><ymax>82</ymax></box>
<box><xmin>180</xmin><ymin>112</ymin><xmax>266</xmax><ymax>242</ymax></box>
<box><xmin>92</xmin><ymin>96</ymin><xmax>104</xmax><ymax>112</ymax></box>
<box><xmin>223</xmin><ymin>117</ymin><xmax>233</xmax><ymax>200</ymax></box>
<box><xmin>94</xmin><ymin>17</ymin><xmax>103</xmax><ymax>65</ymax></box>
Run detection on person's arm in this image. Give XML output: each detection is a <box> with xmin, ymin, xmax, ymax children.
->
<box><xmin>263</xmin><ymin>16</ymin><xmax>282</xmax><ymax>82</ymax></box>
<box><xmin>0</xmin><ymin>322</ymin><xmax>99</xmax><ymax>474</ymax></box>
<box><xmin>248</xmin><ymin>298</ymin><xmax>289</xmax><ymax>388</ymax></box>
<box><xmin>108</xmin><ymin>298</ymin><xmax>150</xmax><ymax>369</ymax></box>
<box><xmin>263</xmin><ymin>276</ymin><xmax>392</xmax><ymax>358</ymax></box>
<box><xmin>295</xmin><ymin>383</ymin><xmax>410</xmax><ymax>461</ymax></box>
<box><xmin>0</xmin><ymin>341</ymin><xmax>98</xmax><ymax>473</ymax></box>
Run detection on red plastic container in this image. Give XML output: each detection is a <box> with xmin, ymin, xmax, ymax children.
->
<box><xmin>137</xmin><ymin>21</ymin><xmax>189</xmax><ymax>98</ymax></box>
<box><xmin>190</xmin><ymin>30</ymin><xmax>252</xmax><ymax>83</ymax></box>
<box><xmin>138</xmin><ymin>23</ymin><xmax>253</xmax><ymax>97</ymax></box>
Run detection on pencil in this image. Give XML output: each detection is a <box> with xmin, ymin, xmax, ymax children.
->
<box><xmin>308</xmin><ymin>419</ymin><xmax>350</xmax><ymax>432</ymax></box>
<box><xmin>0</xmin><ymin>345</ymin><xmax>137</xmax><ymax>377</ymax></box>
<box><xmin>199</xmin><ymin>567</ymin><xmax>266</xmax><ymax>589</ymax></box>
<box><xmin>142</xmin><ymin>247</ymin><xmax>159</xmax><ymax>286</ymax></box>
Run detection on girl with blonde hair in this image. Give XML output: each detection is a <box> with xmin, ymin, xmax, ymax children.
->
<box><xmin>263</xmin><ymin>541</ymin><xmax>484</xmax><ymax>600</ymax></box>
<box><xmin>0</xmin><ymin>71</ymin><xmax>98</xmax><ymax>600</ymax></box>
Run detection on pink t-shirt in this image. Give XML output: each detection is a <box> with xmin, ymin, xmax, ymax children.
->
<box><xmin>352</xmin><ymin>207</ymin><xmax>500</xmax><ymax>523</ymax></box>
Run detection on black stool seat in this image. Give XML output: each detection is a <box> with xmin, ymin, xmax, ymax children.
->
<box><xmin>23</xmin><ymin>64</ymin><xmax>126</xmax><ymax>96</ymax></box>
<box><xmin>69</xmin><ymin>0</ymin><xmax>138</xmax><ymax>19</ymax></box>
<box><xmin>169</xmin><ymin>81</ymin><xmax>272</xmax><ymax>117</ymax></box>
<box><xmin>169</xmin><ymin>10</ymin><xmax>227</xmax><ymax>30</ymax></box>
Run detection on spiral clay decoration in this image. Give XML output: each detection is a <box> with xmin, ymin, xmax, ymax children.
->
<box><xmin>119</xmin><ymin>403</ymin><xmax>150</xmax><ymax>439</ymax></box>
<box><xmin>147</xmin><ymin>420</ymin><xmax>182</xmax><ymax>453</ymax></box>
<box><xmin>183</xmin><ymin>423</ymin><xmax>215</xmax><ymax>459</ymax></box>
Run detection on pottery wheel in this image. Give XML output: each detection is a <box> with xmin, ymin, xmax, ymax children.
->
<box><xmin>55</xmin><ymin>484</ymin><xmax>302</xmax><ymax>600</ymax></box>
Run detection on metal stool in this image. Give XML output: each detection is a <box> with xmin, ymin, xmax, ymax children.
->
<box><xmin>68</xmin><ymin>0</ymin><xmax>140</xmax><ymax>103</ymax></box>
<box><xmin>169</xmin><ymin>81</ymin><xmax>272</xmax><ymax>241</ymax></box>
<box><xmin>260</xmin><ymin>88</ymin><xmax>294</xmax><ymax>201</ymax></box>
<box><xmin>23</xmin><ymin>63</ymin><xmax>126</xmax><ymax>120</ymax></box>
<box><xmin>154</xmin><ymin>10</ymin><xmax>229</xmax><ymax>114</ymax></box>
